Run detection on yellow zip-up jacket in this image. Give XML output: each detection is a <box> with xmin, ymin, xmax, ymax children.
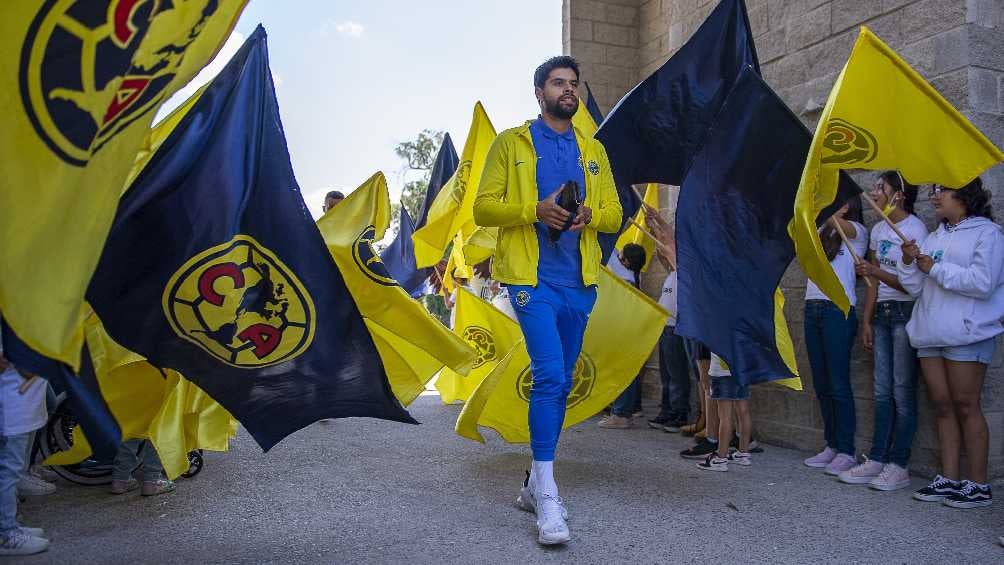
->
<box><xmin>473</xmin><ymin>120</ymin><xmax>622</xmax><ymax>287</ymax></box>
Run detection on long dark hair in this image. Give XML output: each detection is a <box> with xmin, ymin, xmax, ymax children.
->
<box><xmin>944</xmin><ymin>177</ymin><xmax>994</xmax><ymax>223</ymax></box>
<box><xmin>820</xmin><ymin>196</ymin><xmax>863</xmax><ymax>262</ymax></box>
<box><xmin>621</xmin><ymin>243</ymin><xmax>646</xmax><ymax>289</ymax></box>
<box><xmin>879</xmin><ymin>170</ymin><xmax>918</xmax><ymax>214</ymax></box>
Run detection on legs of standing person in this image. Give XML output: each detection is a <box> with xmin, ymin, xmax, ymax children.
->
<box><xmin>656</xmin><ymin>327</ymin><xmax>673</xmax><ymax>420</ymax></box>
<box><xmin>0</xmin><ymin>434</ymin><xmax>29</xmax><ymax>533</ymax></box>
<box><xmin>609</xmin><ymin>377</ymin><xmax>638</xmax><ymax>418</ymax></box>
<box><xmin>664</xmin><ymin>328</ymin><xmax>691</xmax><ymax>425</ymax></box>
<box><xmin>111</xmin><ymin>439</ymin><xmax>142</xmax><ymax>483</ymax></box>
<box><xmin>945</xmin><ymin>360</ymin><xmax>989</xmax><ymax>484</ymax></box>
<box><xmin>822</xmin><ymin>304</ymin><xmax>857</xmax><ymax>456</ymax></box>
<box><xmin>919</xmin><ymin>357</ymin><xmax>960</xmax><ymax>480</ymax></box>
<box><xmin>869</xmin><ymin>308</ymin><xmax>895</xmax><ymax>464</ymax></box>
<box><xmin>716</xmin><ymin>399</ymin><xmax>734</xmax><ymax>459</ymax></box>
<box><xmin>699</xmin><ymin>359</ymin><xmax>715</xmax><ymax>438</ymax></box>
<box><xmin>888</xmin><ymin>304</ymin><xmax>918</xmax><ymax>469</ymax></box>
<box><xmin>735</xmin><ymin>400</ymin><xmax>752</xmax><ymax>453</ymax></box>
<box><xmin>804</xmin><ymin>302</ymin><xmax>836</xmax><ymax>451</ymax></box>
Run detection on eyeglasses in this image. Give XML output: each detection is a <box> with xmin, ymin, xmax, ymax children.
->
<box><xmin>928</xmin><ymin>186</ymin><xmax>945</xmax><ymax>198</ymax></box>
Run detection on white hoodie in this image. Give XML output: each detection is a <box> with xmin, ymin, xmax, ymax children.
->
<box><xmin>897</xmin><ymin>216</ymin><xmax>1004</xmax><ymax>348</ymax></box>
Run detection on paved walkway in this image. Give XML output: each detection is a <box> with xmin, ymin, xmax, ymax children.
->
<box><xmin>19</xmin><ymin>395</ymin><xmax>1003</xmax><ymax>564</ymax></box>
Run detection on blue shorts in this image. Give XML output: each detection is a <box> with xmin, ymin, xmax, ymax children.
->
<box><xmin>710</xmin><ymin>374</ymin><xmax>749</xmax><ymax>401</ymax></box>
<box><xmin>917</xmin><ymin>337</ymin><xmax>997</xmax><ymax>365</ymax></box>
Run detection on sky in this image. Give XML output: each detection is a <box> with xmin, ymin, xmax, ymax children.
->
<box><xmin>158</xmin><ymin>0</ymin><xmax>562</xmax><ymax>218</ymax></box>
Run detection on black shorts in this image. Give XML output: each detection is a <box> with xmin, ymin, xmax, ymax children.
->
<box><xmin>687</xmin><ymin>339</ymin><xmax>710</xmax><ymax>361</ymax></box>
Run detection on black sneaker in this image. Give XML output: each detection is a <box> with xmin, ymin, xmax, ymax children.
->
<box><xmin>680</xmin><ymin>438</ymin><xmax>719</xmax><ymax>459</ymax></box>
<box><xmin>662</xmin><ymin>417</ymin><xmax>687</xmax><ymax>433</ymax></box>
<box><xmin>729</xmin><ymin>435</ymin><xmax>764</xmax><ymax>453</ymax></box>
<box><xmin>647</xmin><ymin>416</ymin><xmax>672</xmax><ymax>430</ymax></box>
<box><xmin>942</xmin><ymin>480</ymin><xmax>992</xmax><ymax>509</ymax></box>
<box><xmin>912</xmin><ymin>475</ymin><xmax>962</xmax><ymax>502</ymax></box>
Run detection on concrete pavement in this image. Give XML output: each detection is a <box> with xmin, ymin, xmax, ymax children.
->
<box><xmin>18</xmin><ymin>395</ymin><xmax>1004</xmax><ymax>563</ymax></box>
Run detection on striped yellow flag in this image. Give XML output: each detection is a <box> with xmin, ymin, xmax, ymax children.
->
<box><xmin>412</xmin><ymin>102</ymin><xmax>497</xmax><ymax>268</ymax></box>
<box><xmin>318</xmin><ymin>172</ymin><xmax>475</xmax><ymax>405</ymax></box>
<box><xmin>456</xmin><ymin>266</ymin><xmax>667</xmax><ymax>443</ymax></box>
<box><xmin>0</xmin><ymin>1</ymin><xmax>247</xmax><ymax>368</ymax></box>
<box><xmin>615</xmin><ymin>184</ymin><xmax>660</xmax><ymax>271</ymax></box>
<box><xmin>790</xmin><ymin>27</ymin><xmax>1004</xmax><ymax>314</ymax></box>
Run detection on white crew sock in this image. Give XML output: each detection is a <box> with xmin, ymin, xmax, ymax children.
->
<box><xmin>531</xmin><ymin>460</ymin><xmax>559</xmax><ymax>499</ymax></box>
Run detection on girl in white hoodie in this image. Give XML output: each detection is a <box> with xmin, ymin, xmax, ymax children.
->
<box><xmin>898</xmin><ymin>178</ymin><xmax>1003</xmax><ymax>509</ymax></box>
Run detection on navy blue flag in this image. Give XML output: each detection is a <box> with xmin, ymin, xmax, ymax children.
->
<box><xmin>583</xmin><ymin>81</ymin><xmax>605</xmax><ymax>125</ymax></box>
<box><xmin>380</xmin><ymin>206</ymin><xmax>427</xmax><ymax>297</ymax></box>
<box><xmin>675</xmin><ymin>67</ymin><xmax>861</xmax><ymax>386</ymax></box>
<box><xmin>1</xmin><ymin>320</ymin><xmax>120</xmax><ymax>458</ymax></box>
<box><xmin>596</xmin><ymin>0</ymin><xmax>759</xmax><ymax>189</ymax></box>
<box><xmin>85</xmin><ymin>26</ymin><xmax>415</xmax><ymax>451</ymax></box>
<box><xmin>415</xmin><ymin>133</ymin><xmax>459</xmax><ymax>230</ymax></box>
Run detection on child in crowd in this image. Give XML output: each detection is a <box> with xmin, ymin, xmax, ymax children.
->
<box><xmin>599</xmin><ymin>244</ymin><xmax>647</xmax><ymax>428</ymax></box>
<box><xmin>0</xmin><ymin>350</ymin><xmax>50</xmax><ymax>556</ymax></box>
<box><xmin>697</xmin><ymin>354</ymin><xmax>752</xmax><ymax>472</ymax></box>
<box><xmin>841</xmin><ymin>172</ymin><xmax>928</xmax><ymax>491</ymax></box>
<box><xmin>109</xmin><ymin>439</ymin><xmax>176</xmax><ymax>497</ymax></box>
<box><xmin>899</xmin><ymin>179</ymin><xmax>1002</xmax><ymax>509</ymax></box>
<box><xmin>803</xmin><ymin>199</ymin><xmax>867</xmax><ymax>476</ymax></box>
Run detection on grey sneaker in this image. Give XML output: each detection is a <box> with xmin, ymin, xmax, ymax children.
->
<box><xmin>141</xmin><ymin>478</ymin><xmax>176</xmax><ymax>497</ymax></box>
<box><xmin>19</xmin><ymin>526</ymin><xmax>44</xmax><ymax>538</ymax></box>
<box><xmin>110</xmin><ymin>478</ymin><xmax>139</xmax><ymax>495</ymax></box>
<box><xmin>514</xmin><ymin>472</ymin><xmax>567</xmax><ymax>520</ymax></box>
<box><xmin>17</xmin><ymin>474</ymin><xmax>56</xmax><ymax>496</ymax></box>
<box><xmin>0</xmin><ymin>528</ymin><xmax>48</xmax><ymax>556</ymax></box>
<box><xmin>536</xmin><ymin>494</ymin><xmax>570</xmax><ymax>545</ymax></box>
<box><xmin>30</xmin><ymin>465</ymin><xmax>59</xmax><ymax>483</ymax></box>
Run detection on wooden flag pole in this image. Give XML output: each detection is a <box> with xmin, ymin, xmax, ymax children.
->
<box><xmin>861</xmin><ymin>191</ymin><xmax>910</xmax><ymax>243</ymax></box>
<box><xmin>631</xmin><ymin>185</ymin><xmax>659</xmax><ymax>213</ymax></box>
<box><xmin>831</xmin><ymin>219</ymin><xmax>873</xmax><ymax>288</ymax></box>
<box><xmin>627</xmin><ymin>217</ymin><xmax>676</xmax><ymax>271</ymax></box>
<box><xmin>18</xmin><ymin>374</ymin><xmax>38</xmax><ymax>394</ymax></box>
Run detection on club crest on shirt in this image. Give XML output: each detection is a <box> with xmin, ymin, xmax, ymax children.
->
<box><xmin>586</xmin><ymin>160</ymin><xmax>600</xmax><ymax>176</ymax></box>
<box><xmin>515</xmin><ymin>290</ymin><xmax>531</xmax><ymax>307</ymax></box>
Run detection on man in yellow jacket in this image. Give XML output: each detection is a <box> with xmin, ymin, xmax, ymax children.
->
<box><xmin>473</xmin><ymin>55</ymin><xmax>622</xmax><ymax>546</ymax></box>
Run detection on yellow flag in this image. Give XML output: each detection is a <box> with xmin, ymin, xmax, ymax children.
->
<box><xmin>456</xmin><ymin>266</ymin><xmax>667</xmax><ymax>443</ymax></box>
<box><xmin>462</xmin><ymin>226</ymin><xmax>498</xmax><ymax>267</ymax></box>
<box><xmin>436</xmin><ymin>289</ymin><xmax>523</xmax><ymax>404</ymax></box>
<box><xmin>772</xmin><ymin>288</ymin><xmax>802</xmax><ymax>391</ymax></box>
<box><xmin>572</xmin><ymin>97</ymin><xmax>598</xmax><ymax>137</ymax></box>
<box><xmin>615</xmin><ymin>184</ymin><xmax>660</xmax><ymax>271</ymax></box>
<box><xmin>317</xmin><ymin>172</ymin><xmax>476</xmax><ymax>405</ymax></box>
<box><xmin>412</xmin><ymin>102</ymin><xmax>497</xmax><ymax>268</ymax></box>
<box><xmin>45</xmin><ymin>311</ymin><xmax>237</xmax><ymax>479</ymax></box>
<box><xmin>0</xmin><ymin>2</ymin><xmax>247</xmax><ymax>368</ymax></box>
<box><xmin>790</xmin><ymin>27</ymin><xmax>1004</xmax><ymax>314</ymax></box>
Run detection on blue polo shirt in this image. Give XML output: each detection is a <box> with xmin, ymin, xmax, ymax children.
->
<box><xmin>529</xmin><ymin>118</ymin><xmax>586</xmax><ymax>287</ymax></box>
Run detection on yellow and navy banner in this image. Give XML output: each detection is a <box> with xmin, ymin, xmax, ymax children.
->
<box><xmin>571</xmin><ymin>96</ymin><xmax>598</xmax><ymax>138</ymax></box>
<box><xmin>790</xmin><ymin>27</ymin><xmax>1004</xmax><ymax>314</ymax></box>
<box><xmin>456</xmin><ymin>266</ymin><xmax>667</xmax><ymax>443</ymax></box>
<box><xmin>45</xmin><ymin>311</ymin><xmax>238</xmax><ymax>480</ymax></box>
<box><xmin>435</xmin><ymin>288</ymin><xmax>523</xmax><ymax>404</ymax></box>
<box><xmin>0</xmin><ymin>0</ymin><xmax>247</xmax><ymax>369</ymax></box>
<box><xmin>412</xmin><ymin>102</ymin><xmax>496</xmax><ymax>268</ymax></box>
<box><xmin>614</xmin><ymin>184</ymin><xmax>659</xmax><ymax>271</ymax></box>
<box><xmin>317</xmin><ymin>172</ymin><xmax>476</xmax><ymax>405</ymax></box>
<box><xmin>84</xmin><ymin>27</ymin><xmax>415</xmax><ymax>452</ymax></box>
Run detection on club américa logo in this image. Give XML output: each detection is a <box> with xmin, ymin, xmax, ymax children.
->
<box><xmin>462</xmin><ymin>326</ymin><xmax>496</xmax><ymax>369</ymax></box>
<box><xmin>516</xmin><ymin>354</ymin><xmax>596</xmax><ymax>409</ymax></box>
<box><xmin>19</xmin><ymin>0</ymin><xmax>222</xmax><ymax>166</ymax></box>
<box><xmin>515</xmin><ymin>290</ymin><xmax>530</xmax><ymax>307</ymax></box>
<box><xmin>353</xmin><ymin>225</ymin><xmax>397</xmax><ymax>286</ymax></box>
<box><xmin>822</xmin><ymin>118</ymin><xmax>878</xmax><ymax>166</ymax></box>
<box><xmin>163</xmin><ymin>235</ymin><xmax>316</xmax><ymax>368</ymax></box>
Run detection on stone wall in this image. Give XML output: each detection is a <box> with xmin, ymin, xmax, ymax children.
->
<box><xmin>565</xmin><ymin>0</ymin><xmax>1004</xmax><ymax>479</ymax></box>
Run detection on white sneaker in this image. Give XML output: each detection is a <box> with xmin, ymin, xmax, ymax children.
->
<box><xmin>838</xmin><ymin>458</ymin><xmax>883</xmax><ymax>484</ymax></box>
<box><xmin>30</xmin><ymin>465</ymin><xmax>59</xmax><ymax>483</ymax></box>
<box><xmin>514</xmin><ymin>472</ymin><xmax>568</xmax><ymax>520</ymax></box>
<box><xmin>535</xmin><ymin>494</ymin><xmax>570</xmax><ymax>545</ymax></box>
<box><xmin>0</xmin><ymin>529</ymin><xmax>48</xmax><ymax>556</ymax></box>
<box><xmin>869</xmin><ymin>463</ymin><xmax>911</xmax><ymax>491</ymax></box>
<box><xmin>697</xmin><ymin>453</ymin><xmax>729</xmax><ymax>472</ymax></box>
<box><xmin>19</xmin><ymin>526</ymin><xmax>44</xmax><ymax>538</ymax></box>
<box><xmin>17</xmin><ymin>474</ymin><xmax>56</xmax><ymax>496</ymax></box>
<box><xmin>728</xmin><ymin>449</ymin><xmax>752</xmax><ymax>467</ymax></box>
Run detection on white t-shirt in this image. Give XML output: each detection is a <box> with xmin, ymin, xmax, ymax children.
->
<box><xmin>869</xmin><ymin>215</ymin><xmax>929</xmax><ymax>302</ymax></box>
<box><xmin>709</xmin><ymin>353</ymin><xmax>731</xmax><ymax>377</ymax></box>
<box><xmin>658</xmin><ymin>271</ymin><xmax>678</xmax><ymax>326</ymax></box>
<box><xmin>805</xmin><ymin>220</ymin><xmax>868</xmax><ymax>307</ymax></box>
<box><xmin>0</xmin><ymin>367</ymin><xmax>47</xmax><ymax>436</ymax></box>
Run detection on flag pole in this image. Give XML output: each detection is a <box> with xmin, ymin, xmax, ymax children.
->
<box><xmin>860</xmin><ymin>191</ymin><xmax>910</xmax><ymax>243</ymax></box>
<box><xmin>627</xmin><ymin>217</ymin><xmax>676</xmax><ymax>271</ymax></box>
<box><xmin>831</xmin><ymin>219</ymin><xmax>873</xmax><ymax>288</ymax></box>
<box><xmin>631</xmin><ymin>185</ymin><xmax>658</xmax><ymax>213</ymax></box>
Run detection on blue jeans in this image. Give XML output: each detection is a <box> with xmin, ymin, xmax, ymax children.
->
<box><xmin>804</xmin><ymin>300</ymin><xmax>857</xmax><ymax>456</ymax></box>
<box><xmin>112</xmin><ymin>439</ymin><xmax>164</xmax><ymax>482</ymax></box>
<box><xmin>509</xmin><ymin>281</ymin><xmax>597</xmax><ymax>462</ymax></box>
<box><xmin>869</xmin><ymin>301</ymin><xmax>918</xmax><ymax>467</ymax></box>
<box><xmin>657</xmin><ymin>326</ymin><xmax>691</xmax><ymax>420</ymax></box>
<box><xmin>0</xmin><ymin>434</ymin><xmax>29</xmax><ymax>532</ymax></box>
<box><xmin>611</xmin><ymin>376</ymin><xmax>640</xmax><ymax>417</ymax></box>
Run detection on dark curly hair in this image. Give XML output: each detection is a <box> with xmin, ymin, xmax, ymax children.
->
<box><xmin>621</xmin><ymin>243</ymin><xmax>646</xmax><ymax>289</ymax></box>
<box><xmin>879</xmin><ymin>170</ymin><xmax>918</xmax><ymax>214</ymax></box>
<box><xmin>943</xmin><ymin>177</ymin><xmax>994</xmax><ymax>223</ymax></box>
<box><xmin>534</xmin><ymin>56</ymin><xmax>580</xmax><ymax>89</ymax></box>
